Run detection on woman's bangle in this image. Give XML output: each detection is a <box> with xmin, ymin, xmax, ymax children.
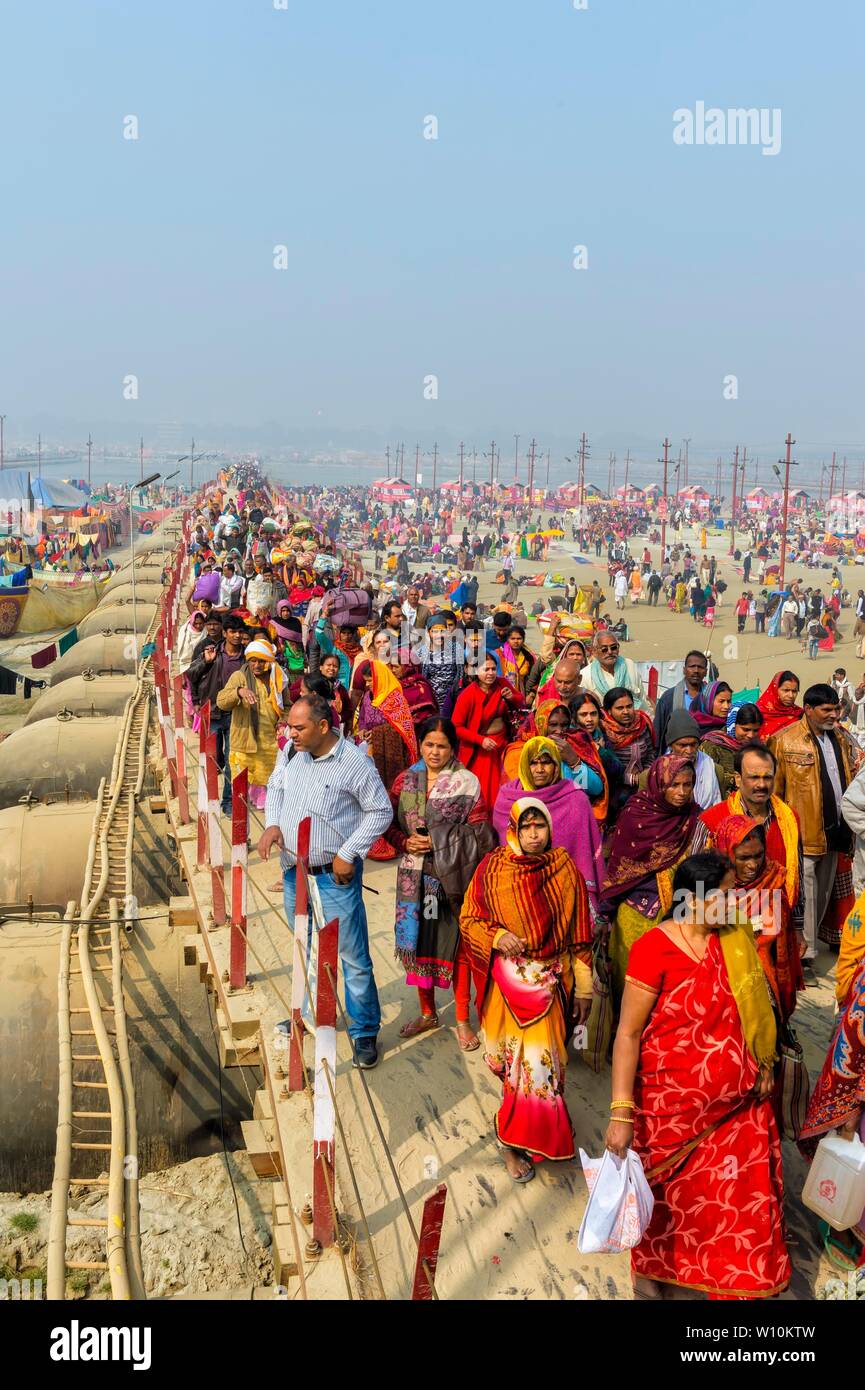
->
<box><xmin>609</xmin><ymin>1114</ymin><xmax>635</xmax><ymax>1124</ymax></box>
<box><xmin>610</xmin><ymin>1099</ymin><xmax>636</xmax><ymax>1110</ymax></box>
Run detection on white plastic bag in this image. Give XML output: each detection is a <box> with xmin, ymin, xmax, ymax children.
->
<box><xmin>577</xmin><ymin>1148</ymin><xmax>655</xmax><ymax>1254</ymax></box>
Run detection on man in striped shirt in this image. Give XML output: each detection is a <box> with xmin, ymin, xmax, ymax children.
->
<box><xmin>258</xmin><ymin>695</ymin><xmax>392</xmax><ymax>1069</ymax></box>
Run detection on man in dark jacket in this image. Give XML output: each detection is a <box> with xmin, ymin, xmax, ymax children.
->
<box><xmin>653</xmin><ymin>650</ymin><xmax>708</xmax><ymax>750</ymax></box>
<box><xmin>187</xmin><ymin>615</ymin><xmax>247</xmax><ymax>813</ymax></box>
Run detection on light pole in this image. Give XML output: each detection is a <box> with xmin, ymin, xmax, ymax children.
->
<box><xmin>163</xmin><ymin>468</ymin><xmax>180</xmax><ymax>504</ymax></box>
<box><xmin>177</xmin><ymin>444</ymin><xmax>213</xmax><ymax>497</ymax></box>
<box><xmin>773</xmin><ymin>433</ymin><xmax>796</xmax><ymax>591</ymax></box>
<box><xmin>130</xmin><ymin>471</ymin><xmax>161</xmax><ymax>657</ymax></box>
<box><xmin>0</xmin><ymin>415</ymin><xmax>5</xmax><ymax>472</ymax></box>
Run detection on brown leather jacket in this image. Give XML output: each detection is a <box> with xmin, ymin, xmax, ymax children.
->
<box><xmin>770</xmin><ymin>715</ymin><xmax>856</xmax><ymax>856</ymax></box>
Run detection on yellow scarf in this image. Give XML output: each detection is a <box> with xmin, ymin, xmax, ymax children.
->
<box><xmin>727</xmin><ymin>791</ymin><xmax>799</xmax><ymax>908</ymax></box>
<box><xmin>718</xmin><ymin>923</ymin><xmax>778</xmax><ymax>1067</ymax></box>
<box><xmin>836</xmin><ymin>890</ymin><xmax>865</xmax><ymax>1006</ymax></box>
<box><xmin>370</xmin><ymin>659</ymin><xmax>403</xmax><ymax>707</ymax></box>
<box><xmin>518</xmin><ymin>736</ymin><xmax>562</xmax><ymax>790</ymax></box>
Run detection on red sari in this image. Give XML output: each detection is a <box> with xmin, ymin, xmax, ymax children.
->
<box><xmin>756</xmin><ymin>674</ymin><xmax>802</xmax><ymax>739</ymax></box>
<box><xmin>453</xmin><ymin>678</ymin><xmax>524</xmax><ymax>810</ymax></box>
<box><xmin>627</xmin><ymin>929</ymin><xmax>791</xmax><ymax>1298</ymax></box>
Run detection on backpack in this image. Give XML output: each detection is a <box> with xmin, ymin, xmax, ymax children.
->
<box><xmin>321</xmin><ymin>586</ymin><xmax>372</xmax><ymax>628</ymax></box>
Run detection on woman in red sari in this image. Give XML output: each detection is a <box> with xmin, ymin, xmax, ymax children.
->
<box><xmin>453</xmin><ymin>652</ymin><xmax>525</xmax><ymax>810</ymax></box>
<box><xmin>712</xmin><ymin>814</ymin><xmax>804</xmax><ymax>1022</ymax></box>
<box><xmin>606</xmin><ymin>850</ymin><xmax>790</xmax><ymax>1300</ymax></box>
<box><xmin>757</xmin><ymin>670</ymin><xmax>801</xmax><ymax>739</ymax></box>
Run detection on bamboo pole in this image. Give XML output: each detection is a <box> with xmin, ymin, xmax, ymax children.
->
<box><xmin>47</xmin><ymin>901</ymin><xmax>79</xmax><ymax>1300</ymax></box>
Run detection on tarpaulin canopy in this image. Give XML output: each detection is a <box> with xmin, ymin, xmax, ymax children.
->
<box><xmin>30</xmin><ymin>477</ymin><xmax>88</xmax><ymax>510</ymax></box>
<box><xmin>0</xmin><ymin>470</ymin><xmax>32</xmax><ymax>509</ymax></box>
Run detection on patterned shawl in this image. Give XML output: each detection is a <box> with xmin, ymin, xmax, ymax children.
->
<box><xmin>460</xmin><ymin>799</ymin><xmax>591</xmax><ymax>987</ymax></box>
<box><xmin>355</xmin><ymin>659</ymin><xmax>417</xmax><ymax>758</ymax></box>
<box><xmin>601</xmin><ymin>705</ymin><xmax>655</xmax><ymax>751</ymax></box>
<box><xmin>394</xmin><ymin>757</ymin><xmax>484</xmax><ymax>967</ymax></box>
<box><xmin>603</xmin><ymin>755</ymin><xmax>699</xmax><ymax>901</ymax></box>
<box><xmin>492</xmin><ymin>738</ymin><xmax>604</xmax><ymax>907</ymax></box>
<box><xmin>799</xmin><ymin>955</ymin><xmax>865</xmax><ymax>1150</ymax></box>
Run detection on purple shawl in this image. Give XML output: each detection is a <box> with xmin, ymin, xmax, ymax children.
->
<box><xmin>492</xmin><ymin>776</ymin><xmax>602</xmax><ymax>912</ymax></box>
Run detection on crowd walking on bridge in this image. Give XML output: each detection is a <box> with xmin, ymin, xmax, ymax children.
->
<box><xmin>180</xmin><ymin>462</ymin><xmax>865</xmax><ymax>1300</ymax></box>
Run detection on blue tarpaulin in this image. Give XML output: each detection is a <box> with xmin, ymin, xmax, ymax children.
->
<box><xmin>0</xmin><ymin>469</ymin><xmax>32</xmax><ymax>511</ymax></box>
<box><xmin>30</xmin><ymin>477</ymin><xmax>87</xmax><ymax>510</ymax></box>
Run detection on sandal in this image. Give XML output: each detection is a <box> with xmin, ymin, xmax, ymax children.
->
<box><xmin>456</xmin><ymin>1020</ymin><xmax>481</xmax><ymax>1052</ymax></box>
<box><xmin>399</xmin><ymin>1013</ymin><xmax>440</xmax><ymax>1039</ymax></box>
<box><xmin>497</xmin><ymin>1140</ymin><xmax>536</xmax><ymax>1183</ymax></box>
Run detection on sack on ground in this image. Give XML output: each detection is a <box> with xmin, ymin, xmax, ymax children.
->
<box><xmin>577</xmin><ymin>1148</ymin><xmax>654</xmax><ymax>1254</ymax></box>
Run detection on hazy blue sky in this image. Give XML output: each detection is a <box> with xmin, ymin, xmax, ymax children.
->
<box><xmin>1</xmin><ymin>0</ymin><xmax>862</xmax><ymax>479</ymax></box>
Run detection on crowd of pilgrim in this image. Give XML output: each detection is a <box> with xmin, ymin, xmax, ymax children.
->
<box><xmin>179</xmin><ymin>471</ymin><xmax>865</xmax><ymax>1300</ymax></box>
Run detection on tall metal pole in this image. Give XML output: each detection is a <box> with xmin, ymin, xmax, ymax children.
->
<box><xmin>623</xmin><ymin>449</ymin><xmax>630</xmax><ymax>494</ymax></box>
<box><xmin>545</xmin><ymin>448</ymin><xmax>551</xmax><ymax>493</ymax></box>
<box><xmin>778</xmin><ymin>433</ymin><xmax>795</xmax><ymax>591</ymax></box>
<box><xmin>190</xmin><ymin>436</ymin><xmax>195</xmax><ymax>493</ymax></box>
<box><xmin>660</xmin><ymin>437</ymin><xmax>670</xmax><ymax>558</ymax></box>
<box><xmin>683</xmin><ymin>437</ymin><xmax>691</xmax><ymax>489</ymax></box>
<box><xmin>578</xmin><ymin>433</ymin><xmax>588</xmax><ymax>510</ymax></box>
<box><xmin>828</xmin><ymin>449</ymin><xmax>837</xmax><ymax>502</ymax></box>
<box><xmin>458</xmin><ymin>441</ymin><xmax>465</xmax><ymax>497</ymax></box>
<box><xmin>431</xmin><ymin>442</ymin><xmax>438</xmax><ymax>495</ymax></box>
<box><xmin>488</xmin><ymin>440</ymin><xmax>496</xmax><ymax>495</ymax></box>
<box><xmin>87</xmin><ymin>434</ymin><xmax>93</xmax><ymax>490</ymax></box>
<box><xmin>0</xmin><ymin>414</ymin><xmax>5</xmax><ymax>471</ymax></box>
<box><xmin>527</xmin><ymin>439</ymin><xmax>537</xmax><ymax>508</ymax></box>
<box><xmin>730</xmin><ymin>445</ymin><xmax>739</xmax><ymax>554</ymax></box>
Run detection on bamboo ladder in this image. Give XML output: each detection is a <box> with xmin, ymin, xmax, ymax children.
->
<box><xmin>46</xmin><ymin>561</ymin><xmax>170</xmax><ymax>1300</ymax></box>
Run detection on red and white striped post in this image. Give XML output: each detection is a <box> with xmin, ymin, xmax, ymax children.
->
<box><xmin>288</xmin><ymin>817</ymin><xmax>311</xmax><ymax>1091</ymax></box>
<box><xmin>172</xmin><ymin>672</ymin><xmax>190</xmax><ymax>824</ymax></box>
<box><xmin>197</xmin><ymin>700</ymin><xmax>210</xmax><ymax>867</ymax></box>
<box><xmin>312</xmin><ymin>914</ymin><xmax>339</xmax><ymax>1248</ymax></box>
<box><xmin>205</xmin><ymin>731</ymin><xmax>226</xmax><ymax>924</ymax></box>
<box><xmin>229</xmin><ymin>767</ymin><xmax>248</xmax><ymax>990</ymax></box>
<box><xmin>154</xmin><ymin>661</ymin><xmax>180</xmax><ymax>801</ymax></box>
<box><xmin>411</xmin><ymin>1184</ymin><xmax>448</xmax><ymax>1300</ymax></box>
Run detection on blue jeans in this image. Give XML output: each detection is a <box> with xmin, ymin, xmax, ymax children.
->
<box><xmin>282</xmin><ymin>865</ymin><xmax>381</xmax><ymax>1041</ymax></box>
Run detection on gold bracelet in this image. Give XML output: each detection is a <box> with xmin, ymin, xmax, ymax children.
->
<box><xmin>610</xmin><ymin>1099</ymin><xmax>636</xmax><ymax>1110</ymax></box>
<box><xmin>609</xmin><ymin>1114</ymin><xmax>635</xmax><ymax>1124</ymax></box>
